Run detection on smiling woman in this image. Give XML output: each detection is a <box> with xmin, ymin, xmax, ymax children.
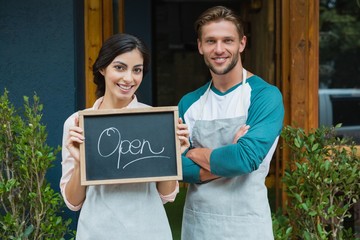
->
<box><xmin>60</xmin><ymin>33</ymin><xmax>190</xmax><ymax>239</ymax></box>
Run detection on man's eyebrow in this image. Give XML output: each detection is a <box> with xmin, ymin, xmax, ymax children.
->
<box><xmin>203</xmin><ymin>35</ymin><xmax>236</xmax><ymax>39</ymax></box>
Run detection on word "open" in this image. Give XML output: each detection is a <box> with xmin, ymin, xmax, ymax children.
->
<box><xmin>97</xmin><ymin>127</ymin><xmax>170</xmax><ymax>169</ymax></box>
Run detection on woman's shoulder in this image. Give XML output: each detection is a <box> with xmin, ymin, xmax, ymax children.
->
<box><xmin>63</xmin><ymin>111</ymin><xmax>79</xmax><ymax>129</ymax></box>
<box><xmin>136</xmin><ymin>102</ymin><xmax>151</xmax><ymax>108</ymax></box>
<box><xmin>63</xmin><ymin>103</ymin><xmax>95</xmax><ymax>128</ymax></box>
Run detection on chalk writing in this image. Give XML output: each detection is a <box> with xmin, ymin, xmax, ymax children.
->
<box><xmin>97</xmin><ymin>127</ymin><xmax>170</xmax><ymax>169</ymax></box>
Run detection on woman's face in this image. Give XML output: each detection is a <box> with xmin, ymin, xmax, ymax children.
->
<box><xmin>100</xmin><ymin>49</ymin><xmax>144</xmax><ymax>107</ymax></box>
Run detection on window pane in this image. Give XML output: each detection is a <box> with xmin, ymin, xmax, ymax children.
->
<box><xmin>319</xmin><ymin>0</ymin><xmax>360</xmax><ymax>143</ymax></box>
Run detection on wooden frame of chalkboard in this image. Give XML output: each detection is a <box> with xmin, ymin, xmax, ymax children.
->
<box><xmin>78</xmin><ymin>106</ymin><xmax>182</xmax><ymax>185</ymax></box>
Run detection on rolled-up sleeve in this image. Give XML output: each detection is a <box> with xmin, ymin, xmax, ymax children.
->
<box><xmin>158</xmin><ymin>181</ymin><xmax>179</xmax><ymax>204</ymax></box>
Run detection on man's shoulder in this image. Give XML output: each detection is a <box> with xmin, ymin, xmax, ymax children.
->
<box><xmin>178</xmin><ymin>81</ymin><xmax>210</xmax><ymax>114</ymax></box>
<box><xmin>248</xmin><ymin>75</ymin><xmax>281</xmax><ymax>93</ymax></box>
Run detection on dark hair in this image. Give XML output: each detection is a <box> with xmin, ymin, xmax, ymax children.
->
<box><xmin>194</xmin><ymin>6</ymin><xmax>244</xmax><ymax>40</ymax></box>
<box><xmin>92</xmin><ymin>33</ymin><xmax>150</xmax><ymax>98</ymax></box>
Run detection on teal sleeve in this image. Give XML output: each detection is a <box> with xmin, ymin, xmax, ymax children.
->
<box><xmin>210</xmin><ymin>85</ymin><xmax>284</xmax><ymax>177</ymax></box>
<box><xmin>181</xmin><ymin>155</ymin><xmax>201</xmax><ymax>183</ymax></box>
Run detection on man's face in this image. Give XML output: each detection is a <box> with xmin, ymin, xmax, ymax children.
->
<box><xmin>197</xmin><ymin>20</ymin><xmax>246</xmax><ymax>75</ymax></box>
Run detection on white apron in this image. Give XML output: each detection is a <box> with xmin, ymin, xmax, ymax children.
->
<box><xmin>181</xmin><ymin>69</ymin><xmax>275</xmax><ymax>240</ymax></box>
<box><xmin>76</xmin><ymin>182</ymin><xmax>172</xmax><ymax>240</ymax></box>
<box><xmin>72</xmin><ymin>97</ymin><xmax>173</xmax><ymax>240</ymax></box>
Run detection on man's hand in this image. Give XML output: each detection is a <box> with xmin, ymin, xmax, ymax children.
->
<box><xmin>233</xmin><ymin>124</ymin><xmax>250</xmax><ymax>143</ymax></box>
<box><xmin>186</xmin><ymin>124</ymin><xmax>250</xmax><ymax>182</ymax></box>
<box><xmin>186</xmin><ymin>148</ymin><xmax>212</xmax><ymax>171</ymax></box>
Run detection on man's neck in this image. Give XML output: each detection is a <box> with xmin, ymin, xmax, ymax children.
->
<box><xmin>211</xmin><ymin>64</ymin><xmax>244</xmax><ymax>93</ymax></box>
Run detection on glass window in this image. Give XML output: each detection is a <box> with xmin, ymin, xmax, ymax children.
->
<box><xmin>319</xmin><ymin>0</ymin><xmax>360</xmax><ymax>143</ymax></box>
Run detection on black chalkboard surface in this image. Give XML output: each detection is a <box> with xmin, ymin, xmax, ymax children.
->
<box><xmin>78</xmin><ymin>106</ymin><xmax>182</xmax><ymax>185</ymax></box>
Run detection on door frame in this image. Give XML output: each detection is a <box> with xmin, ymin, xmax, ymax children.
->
<box><xmin>84</xmin><ymin>0</ymin><xmax>320</xmax><ymax>209</ymax></box>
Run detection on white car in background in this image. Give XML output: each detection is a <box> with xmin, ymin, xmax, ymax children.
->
<box><xmin>319</xmin><ymin>88</ymin><xmax>360</xmax><ymax>144</ymax></box>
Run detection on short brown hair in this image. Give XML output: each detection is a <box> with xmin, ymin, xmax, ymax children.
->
<box><xmin>194</xmin><ymin>6</ymin><xmax>244</xmax><ymax>40</ymax></box>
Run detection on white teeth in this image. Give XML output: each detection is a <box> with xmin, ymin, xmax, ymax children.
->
<box><xmin>214</xmin><ymin>57</ymin><xmax>226</xmax><ymax>63</ymax></box>
<box><xmin>117</xmin><ymin>84</ymin><xmax>132</xmax><ymax>90</ymax></box>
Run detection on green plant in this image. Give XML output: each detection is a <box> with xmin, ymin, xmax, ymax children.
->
<box><xmin>274</xmin><ymin>124</ymin><xmax>360</xmax><ymax>240</ymax></box>
<box><xmin>0</xmin><ymin>89</ymin><xmax>72</xmax><ymax>239</ymax></box>
<box><xmin>272</xmin><ymin>208</ymin><xmax>293</xmax><ymax>240</ymax></box>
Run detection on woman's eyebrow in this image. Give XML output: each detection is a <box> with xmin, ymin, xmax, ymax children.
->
<box><xmin>112</xmin><ymin>60</ymin><xmax>126</xmax><ymax>65</ymax></box>
<box><xmin>112</xmin><ymin>61</ymin><xmax>143</xmax><ymax>68</ymax></box>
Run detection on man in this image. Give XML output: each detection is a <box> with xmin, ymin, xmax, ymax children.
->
<box><xmin>178</xmin><ymin>6</ymin><xmax>284</xmax><ymax>240</ymax></box>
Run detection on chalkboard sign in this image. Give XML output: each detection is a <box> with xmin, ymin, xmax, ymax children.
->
<box><xmin>78</xmin><ymin>106</ymin><xmax>182</xmax><ymax>185</ymax></box>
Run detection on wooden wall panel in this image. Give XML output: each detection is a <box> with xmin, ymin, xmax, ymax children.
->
<box><xmin>117</xmin><ymin>0</ymin><xmax>124</xmax><ymax>33</ymax></box>
<box><xmin>290</xmin><ymin>0</ymin><xmax>308</xmax><ymax>129</ymax></box>
<box><xmin>284</xmin><ymin>0</ymin><xmax>319</xmax><ymax>133</ymax></box>
<box><xmin>278</xmin><ymin>0</ymin><xmax>319</xmax><ymax>209</ymax></box>
<box><xmin>308</xmin><ymin>1</ymin><xmax>319</xmax><ymax>129</ymax></box>
<box><xmin>102</xmin><ymin>0</ymin><xmax>114</xmax><ymax>41</ymax></box>
<box><xmin>84</xmin><ymin>0</ymin><xmax>103</xmax><ymax>108</ymax></box>
<box><xmin>84</xmin><ymin>0</ymin><xmax>124</xmax><ymax>108</ymax></box>
<box><xmin>288</xmin><ymin>0</ymin><xmax>319</xmax><ymax>130</ymax></box>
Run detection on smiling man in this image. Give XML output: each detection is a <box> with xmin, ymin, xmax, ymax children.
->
<box><xmin>178</xmin><ymin>6</ymin><xmax>285</xmax><ymax>240</ymax></box>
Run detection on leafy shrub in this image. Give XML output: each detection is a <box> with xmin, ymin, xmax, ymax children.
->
<box><xmin>273</xmin><ymin>124</ymin><xmax>360</xmax><ymax>239</ymax></box>
<box><xmin>0</xmin><ymin>89</ymin><xmax>71</xmax><ymax>239</ymax></box>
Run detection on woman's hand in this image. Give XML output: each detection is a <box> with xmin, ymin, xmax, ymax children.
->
<box><xmin>66</xmin><ymin>116</ymin><xmax>85</xmax><ymax>164</ymax></box>
<box><xmin>177</xmin><ymin>118</ymin><xmax>190</xmax><ymax>153</ymax></box>
<box><xmin>64</xmin><ymin>115</ymin><xmax>87</xmax><ymax>207</ymax></box>
<box><xmin>157</xmin><ymin>118</ymin><xmax>187</xmax><ymax>200</ymax></box>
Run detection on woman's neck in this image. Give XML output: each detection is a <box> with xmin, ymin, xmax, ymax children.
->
<box><xmin>99</xmin><ymin>94</ymin><xmax>133</xmax><ymax>109</ymax></box>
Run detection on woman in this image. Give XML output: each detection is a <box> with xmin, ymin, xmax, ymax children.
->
<box><xmin>60</xmin><ymin>33</ymin><xmax>189</xmax><ymax>239</ymax></box>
